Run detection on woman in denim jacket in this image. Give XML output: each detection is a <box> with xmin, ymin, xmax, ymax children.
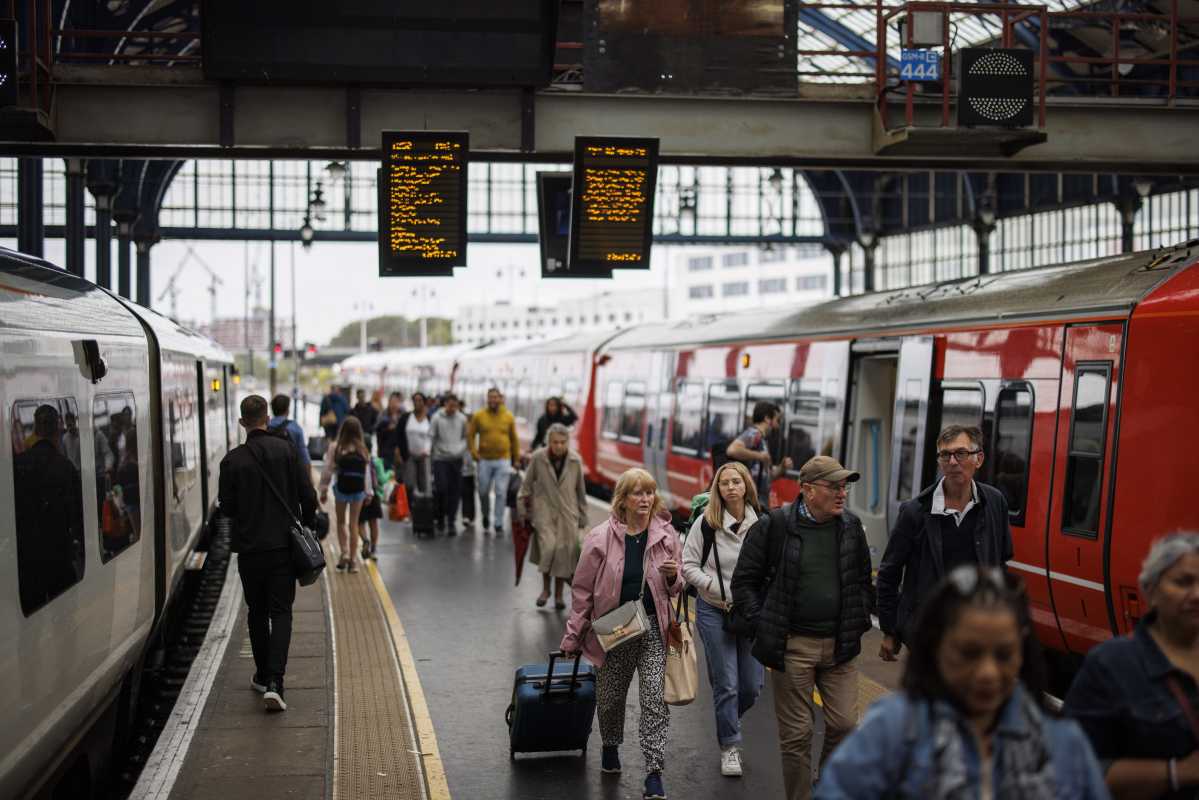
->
<box><xmin>817</xmin><ymin>565</ymin><xmax>1108</xmax><ymax>800</ymax></box>
<box><xmin>1065</xmin><ymin>532</ymin><xmax>1199</xmax><ymax>799</ymax></box>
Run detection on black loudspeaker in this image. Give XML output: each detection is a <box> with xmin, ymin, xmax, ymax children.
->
<box><xmin>957</xmin><ymin>48</ymin><xmax>1035</xmax><ymax>128</ymax></box>
<box><xmin>0</xmin><ymin>19</ymin><xmax>17</xmax><ymax>108</ymax></box>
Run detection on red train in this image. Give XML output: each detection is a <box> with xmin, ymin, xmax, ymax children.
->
<box><xmin>346</xmin><ymin>240</ymin><xmax>1199</xmax><ymax>657</ymax></box>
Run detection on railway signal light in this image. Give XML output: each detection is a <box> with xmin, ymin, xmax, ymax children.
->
<box><xmin>273</xmin><ymin>341</ymin><xmax>283</xmax><ymax>357</ymax></box>
<box><xmin>304</xmin><ymin>342</ymin><xmax>318</xmax><ymax>360</ymax></box>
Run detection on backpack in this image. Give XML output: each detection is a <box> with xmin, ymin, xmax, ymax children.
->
<box><xmin>709</xmin><ymin>439</ymin><xmax>733</xmax><ymax>471</ymax></box>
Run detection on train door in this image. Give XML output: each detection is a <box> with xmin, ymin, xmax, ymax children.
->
<box><xmin>844</xmin><ymin>345</ymin><xmax>898</xmax><ymax>563</ymax></box>
<box><xmin>643</xmin><ymin>351</ymin><xmax>674</xmax><ymax>504</ymax></box>
<box><xmin>1046</xmin><ymin>323</ymin><xmax>1123</xmax><ymax>653</ymax></box>
<box><xmin>195</xmin><ymin>361</ymin><xmax>210</xmax><ymax>526</ymax></box>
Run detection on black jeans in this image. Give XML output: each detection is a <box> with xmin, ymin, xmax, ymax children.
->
<box><xmin>238</xmin><ymin>548</ymin><xmax>297</xmax><ymax>684</ymax></box>
<box><xmin>432</xmin><ymin>457</ymin><xmax>464</xmax><ymax>526</ymax></box>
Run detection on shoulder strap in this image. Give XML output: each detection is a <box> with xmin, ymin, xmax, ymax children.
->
<box><xmin>244</xmin><ymin>441</ymin><xmax>303</xmax><ymax>528</ymax></box>
<box><xmin>1167</xmin><ymin>675</ymin><xmax>1199</xmax><ymax>742</ymax></box>
<box><xmin>700</xmin><ymin>517</ymin><xmax>717</xmax><ymax>567</ymax></box>
<box><xmin>708</xmin><ymin>523</ymin><xmax>728</xmax><ymax>603</ymax></box>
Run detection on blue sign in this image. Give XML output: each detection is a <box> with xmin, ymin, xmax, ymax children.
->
<box><xmin>900</xmin><ymin>49</ymin><xmax>941</xmax><ymax>82</ymax></box>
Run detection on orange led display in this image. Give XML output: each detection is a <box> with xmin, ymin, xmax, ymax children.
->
<box><xmin>569</xmin><ymin>137</ymin><xmax>659</xmax><ymax>271</ymax></box>
<box><xmin>379</xmin><ymin>130</ymin><xmax>468</xmax><ymax>276</ymax></box>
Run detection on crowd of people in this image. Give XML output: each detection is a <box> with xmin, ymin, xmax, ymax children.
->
<box><xmin>220</xmin><ymin>384</ymin><xmax>1195</xmax><ymax>800</ymax></box>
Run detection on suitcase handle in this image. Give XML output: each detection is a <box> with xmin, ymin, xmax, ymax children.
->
<box><xmin>543</xmin><ymin>650</ymin><xmax>584</xmax><ymax>698</ymax></box>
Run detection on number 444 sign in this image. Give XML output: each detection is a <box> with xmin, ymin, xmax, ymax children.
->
<box><xmin>900</xmin><ymin>49</ymin><xmax>942</xmax><ymax>81</ymax></box>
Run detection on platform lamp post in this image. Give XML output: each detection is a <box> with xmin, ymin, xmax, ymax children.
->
<box><xmin>858</xmin><ymin>229</ymin><xmax>878</xmax><ymax>294</ymax></box>
<box><xmin>973</xmin><ymin>202</ymin><xmax>998</xmax><ymax>276</ymax></box>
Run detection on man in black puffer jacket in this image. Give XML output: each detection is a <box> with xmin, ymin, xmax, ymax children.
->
<box><xmin>731</xmin><ymin>455</ymin><xmax>874</xmax><ymax>800</ymax></box>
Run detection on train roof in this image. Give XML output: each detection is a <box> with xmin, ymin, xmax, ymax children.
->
<box><xmin>114</xmin><ymin>296</ymin><xmax>235</xmax><ymax>364</ymax></box>
<box><xmin>513</xmin><ymin>329</ymin><xmax>626</xmax><ymax>356</ymax></box>
<box><xmin>603</xmin><ymin>242</ymin><xmax>1199</xmax><ymax>351</ymax></box>
<box><xmin>0</xmin><ymin>248</ymin><xmax>146</xmax><ymax>338</ymax></box>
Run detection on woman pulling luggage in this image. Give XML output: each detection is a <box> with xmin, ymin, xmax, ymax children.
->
<box><xmin>681</xmin><ymin>460</ymin><xmax>764</xmax><ymax>778</ymax></box>
<box><xmin>560</xmin><ymin>468</ymin><xmax>682</xmax><ymax>800</ymax></box>
<box><xmin>319</xmin><ymin>416</ymin><xmax>374</xmax><ymax>574</ymax></box>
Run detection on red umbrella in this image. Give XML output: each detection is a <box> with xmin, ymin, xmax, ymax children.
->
<box><xmin>512</xmin><ymin>514</ymin><xmax>532</xmax><ymax>585</ymax></box>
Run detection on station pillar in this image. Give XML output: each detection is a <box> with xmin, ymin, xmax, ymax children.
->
<box><xmin>827</xmin><ymin>242</ymin><xmax>846</xmax><ymax>298</ymax></box>
<box><xmin>135</xmin><ymin>239</ymin><xmax>154</xmax><ymax>307</ymax></box>
<box><xmin>114</xmin><ymin>218</ymin><xmax>134</xmax><ymax>299</ymax></box>
<box><xmin>17</xmin><ymin>158</ymin><xmax>44</xmax><ymax>258</ymax></box>
<box><xmin>973</xmin><ymin>217</ymin><xmax>997</xmax><ymax>275</ymax></box>
<box><xmin>1118</xmin><ymin>195</ymin><xmax>1142</xmax><ymax>254</ymax></box>
<box><xmin>87</xmin><ymin>163</ymin><xmax>118</xmax><ymax>289</ymax></box>
<box><xmin>64</xmin><ymin>159</ymin><xmax>87</xmax><ymax>278</ymax></box>
<box><xmin>859</xmin><ymin>233</ymin><xmax>878</xmax><ymax>293</ymax></box>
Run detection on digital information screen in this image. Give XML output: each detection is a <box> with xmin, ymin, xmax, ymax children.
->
<box><xmin>379</xmin><ymin>130</ymin><xmax>468</xmax><ymax>277</ymax></box>
<box><xmin>537</xmin><ymin>172</ymin><xmax>612</xmax><ymax>279</ymax></box>
<box><xmin>568</xmin><ymin>137</ymin><xmax>659</xmax><ymax>272</ymax></box>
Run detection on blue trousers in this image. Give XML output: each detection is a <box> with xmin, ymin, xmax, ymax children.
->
<box><xmin>476</xmin><ymin>458</ymin><xmax>512</xmax><ymax>529</ymax></box>
<box><xmin>695</xmin><ymin>595</ymin><xmax>764</xmax><ymax>747</ymax></box>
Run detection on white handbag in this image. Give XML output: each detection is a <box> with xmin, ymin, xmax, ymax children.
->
<box><xmin>664</xmin><ymin>592</ymin><xmax>698</xmax><ymax>706</ymax></box>
<box><xmin>592</xmin><ymin>575</ymin><xmax>649</xmax><ymax>652</ymax></box>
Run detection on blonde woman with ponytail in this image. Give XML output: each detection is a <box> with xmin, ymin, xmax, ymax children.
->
<box><xmin>681</xmin><ymin>460</ymin><xmax>764</xmax><ymax>778</ymax></box>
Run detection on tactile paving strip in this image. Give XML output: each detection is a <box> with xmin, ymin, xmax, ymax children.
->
<box><xmin>327</xmin><ymin>544</ymin><xmax>427</xmax><ymax>800</ymax></box>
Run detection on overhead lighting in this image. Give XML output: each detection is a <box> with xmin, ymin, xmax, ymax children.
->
<box><xmin>1133</xmin><ymin>178</ymin><xmax>1153</xmax><ymax>199</ymax></box>
<box><xmin>309</xmin><ymin>182</ymin><xmax>327</xmax><ymax>222</ymax></box>
<box><xmin>300</xmin><ymin>216</ymin><xmax>315</xmax><ymax>248</ymax></box>
<box><xmin>767</xmin><ymin>168</ymin><xmax>784</xmax><ymax>191</ymax></box>
<box><xmin>325</xmin><ymin>161</ymin><xmax>347</xmax><ymax>181</ymax></box>
<box><xmin>979</xmin><ymin>206</ymin><xmax>996</xmax><ymax>227</ymax></box>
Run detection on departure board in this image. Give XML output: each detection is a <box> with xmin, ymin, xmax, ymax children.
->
<box><xmin>568</xmin><ymin>137</ymin><xmax>659</xmax><ymax>271</ymax></box>
<box><xmin>379</xmin><ymin>130</ymin><xmax>468</xmax><ymax>277</ymax></box>
<box><xmin>537</xmin><ymin>172</ymin><xmax>613</xmax><ymax>279</ymax></box>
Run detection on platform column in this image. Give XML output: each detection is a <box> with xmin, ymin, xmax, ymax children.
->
<box><xmin>17</xmin><ymin>158</ymin><xmax>44</xmax><ymax>258</ymax></box>
<box><xmin>1118</xmin><ymin>195</ymin><xmax>1142</xmax><ymax>254</ymax></box>
<box><xmin>135</xmin><ymin>238</ymin><xmax>153</xmax><ymax>307</ymax></box>
<box><xmin>115</xmin><ymin>218</ymin><xmax>134</xmax><ymax>298</ymax></box>
<box><xmin>859</xmin><ymin>232</ymin><xmax>878</xmax><ymax>293</ymax></box>
<box><xmin>827</xmin><ymin>241</ymin><xmax>845</xmax><ymax>298</ymax></box>
<box><xmin>64</xmin><ymin>158</ymin><xmax>87</xmax><ymax>278</ymax></box>
<box><xmin>88</xmin><ymin>162</ymin><xmax>117</xmax><ymax>289</ymax></box>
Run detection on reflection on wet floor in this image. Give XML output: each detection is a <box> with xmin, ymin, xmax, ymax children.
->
<box><xmin>373</xmin><ymin>506</ymin><xmax>901</xmax><ymax>800</ymax></box>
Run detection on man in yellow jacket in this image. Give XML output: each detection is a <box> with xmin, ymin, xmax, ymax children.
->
<box><xmin>467</xmin><ymin>387</ymin><xmax>521</xmax><ymax>536</ymax></box>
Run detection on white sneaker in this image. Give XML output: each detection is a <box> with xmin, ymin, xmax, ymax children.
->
<box><xmin>720</xmin><ymin>747</ymin><xmax>742</xmax><ymax>777</ymax></box>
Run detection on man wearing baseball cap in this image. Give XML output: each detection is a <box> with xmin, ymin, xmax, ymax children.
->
<box><xmin>731</xmin><ymin>455</ymin><xmax>875</xmax><ymax>800</ymax></box>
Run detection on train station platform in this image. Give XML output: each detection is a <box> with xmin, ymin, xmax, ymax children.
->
<box><xmin>128</xmin><ymin>495</ymin><xmax>900</xmax><ymax>800</ymax></box>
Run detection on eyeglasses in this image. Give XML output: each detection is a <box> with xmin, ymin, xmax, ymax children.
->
<box><xmin>810</xmin><ymin>481</ymin><xmax>851</xmax><ymax>494</ymax></box>
<box><xmin>946</xmin><ymin>564</ymin><xmax>1025</xmax><ymax>597</ymax></box>
<box><xmin>937</xmin><ymin>448</ymin><xmax>981</xmax><ymax>463</ymax></box>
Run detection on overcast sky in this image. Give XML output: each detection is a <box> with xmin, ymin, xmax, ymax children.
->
<box><xmin>4</xmin><ymin>236</ymin><xmax>676</xmax><ymax>345</ymax></box>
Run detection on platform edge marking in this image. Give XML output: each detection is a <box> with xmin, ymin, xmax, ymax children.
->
<box><xmin>127</xmin><ymin>553</ymin><xmax>243</xmax><ymax>800</ymax></box>
<box><xmin>323</xmin><ymin>546</ymin><xmax>339</xmax><ymax>800</ymax></box>
<box><xmin>367</xmin><ymin>560</ymin><xmax>450</xmax><ymax>800</ymax></box>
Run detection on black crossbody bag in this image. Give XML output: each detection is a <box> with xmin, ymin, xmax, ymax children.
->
<box><xmin>707</xmin><ymin>521</ymin><xmax>757</xmax><ymax>638</ymax></box>
<box><xmin>246</xmin><ymin>443</ymin><xmax>326</xmax><ymax>586</ymax></box>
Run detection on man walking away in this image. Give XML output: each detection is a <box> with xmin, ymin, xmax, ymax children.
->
<box><xmin>876</xmin><ymin>424</ymin><xmax>1013</xmax><ymax>662</ymax></box>
<box><xmin>269</xmin><ymin>394</ymin><xmax>311</xmax><ymax>469</ymax></box>
<box><xmin>219</xmin><ymin>395</ymin><xmax>319</xmax><ymax>712</ymax></box>
<box><xmin>350</xmin><ymin>389</ymin><xmax>379</xmax><ymax>449</ymax></box>
<box><xmin>319</xmin><ymin>385</ymin><xmax>349</xmax><ymax>442</ymax></box>
<box><xmin>731</xmin><ymin>456</ymin><xmax>874</xmax><ymax>800</ymax></box>
<box><xmin>726</xmin><ymin>401</ymin><xmax>792</xmax><ymax>508</ymax></box>
<box><xmin>430</xmin><ymin>393</ymin><xmax>468</xmax><ymax>535</ymax></box>
<box><xmin>466</xmin><ymin>387</ymin><xmax>520</xmax><ymax>536</ymax></box>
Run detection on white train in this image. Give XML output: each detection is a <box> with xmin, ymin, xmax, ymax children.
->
<box><xmin>0</xmin><ymin>248</ymin><xmax>238</xmax><ymax>799</ymax></box>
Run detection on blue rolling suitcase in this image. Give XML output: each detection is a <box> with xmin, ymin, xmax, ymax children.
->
<box><xmin>506</xmin><ymin>651</ymin><xmax>596</xmax><ymax>760</ymax></box>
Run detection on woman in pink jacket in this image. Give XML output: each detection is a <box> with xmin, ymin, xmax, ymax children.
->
<box><xmin>561</xmin><ymin>468</ymin><xmax>683</xmax><ymax>800</ymax></box>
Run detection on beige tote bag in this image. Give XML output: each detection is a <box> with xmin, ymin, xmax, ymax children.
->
<box><xmin>664</xmin><ymin>593</ymin><xmax>698</xmax><ymax>706</ymax></box>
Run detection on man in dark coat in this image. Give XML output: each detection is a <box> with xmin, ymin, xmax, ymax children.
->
<box><xmin>876</xmin><ymin>424</ymin><xmax>1013</xmax><ymax>662</ymax></box>
<box><xmin>731</xmin><ymin>456</ymin><xmax>874</xmax><ymax>800</ymax></box>
<box><xmin>219</xmin><ymin>395</ymin><xmax>319</xmax><ymax>712</ymax></box>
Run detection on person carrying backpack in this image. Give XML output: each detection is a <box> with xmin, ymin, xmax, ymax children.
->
<box><xmin>725</xmin><ymin>401</ymin><xmax>792</xmax><ymax>508</ymax></box>
<box><xmin>268</xmin><ymin>394</ymin><xmax>310</xmax><ymax>468</ymax></box>
<box><xmin>681</xmin><ymin>460</ymin><xmax>764</xmax><ymax>778</ymax></box>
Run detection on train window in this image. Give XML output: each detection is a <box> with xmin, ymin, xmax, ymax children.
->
<box><xmin>1062</xmin><ymin>365</ymin><xmax>1111</xmax><ymax>537</ymax></box>
<box><xmin>94</xmin><ymin>393</ymin><xmax>141</xmax><ymax>562</ymax></box>
<box><xmin>787</xmin><ymin>379</ymin><xmax>821</xmax><ymax>470</ymax></box>
<box><xmin>821</xmin><ymin>379</ymin><xmax>842</xmax><ymax>457</ymax></box>
<box><xmin>602</xmin><ymin>381</ymin><xmax>623</xmax><ymax>439</ymax></box>
<box><xmin>620</xmin><ymin>382</ymin><xmax>646</xmax><ymax>443</ymax></box>
<box><xmin>10</xmin><ymin>398</ymin><xmax>86</xmax><ymax>616</ymax></box>
<box><xmin>671</xmin><ymin>381</ymin><xmax>704</xmax><ymax>456</ymax></box>
<box><xmin>895</xmin><ymin>379</ymin><xmax>923</xmax><ymax>501</ymax></box>
<box><xmin>706</xmin><ymin>381</ymin><xmax>741</xmax><ymax>453</ymax></box>
<box><xmin>940</xmin><ymin>386</ymin><xmax>984</xmax><ymax>430</ymax></box>
<box><xmin>166</xmin><ymin>359</ymin><xmax>199</xmax><ymax>501</ymax></box>
<box><xmin>564</xmin><ymin>379</ymin><xmax>580</xmax><ymax>407</ymax></box>
<box><xmin>993</xmin><ymin>384</ymin><xmax>1033</xmax><ymax>524</ymax></box>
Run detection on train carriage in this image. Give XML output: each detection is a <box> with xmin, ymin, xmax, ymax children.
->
<box><xmin>0</xmin><ymin>250</ymin><xmax>236</xmax><ymax>800</ymax></box>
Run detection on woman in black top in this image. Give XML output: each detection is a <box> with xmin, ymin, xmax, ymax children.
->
<box><xmin>531</xmin><ymin>396</ymin><xmax>578</xmax><ymax>451</ymax></box>
<box><xmin>1065</xmin><ymin>532</ymin><xmax>1199</xmax><ymax>798</ymax></box>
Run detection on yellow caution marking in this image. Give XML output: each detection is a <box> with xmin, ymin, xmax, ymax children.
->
<box><xmin>368</xmin><ymin>561</ymin><xmax>452</xmax><ymax>800</ymax></box>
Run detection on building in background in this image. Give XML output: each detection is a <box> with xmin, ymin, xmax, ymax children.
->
<box><xmin>669</xmin><ymin>244</ymin><xmax>836</xmax><ymax>317</ymax></box>
<box><xmin>199</xmin><ymin>307</ymin><xmax>296</xmax><ymax>353</ymax></box>
<box><xmin>453</xmin><ymin>287</ymin><xmax>667</xmax><ymax>345</ymax></box>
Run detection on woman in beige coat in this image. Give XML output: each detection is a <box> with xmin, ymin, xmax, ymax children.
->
<box><xmin>517</xmin><ymin>423</ymin><xmax>588</xmax><ymax>609</ymax></box>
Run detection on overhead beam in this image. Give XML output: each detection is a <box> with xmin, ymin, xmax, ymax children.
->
<box><xmin>797</xmin><ymin>9</ymin><xmax>900</xmax><ymax>72</ymax></box>
<box><xmin>9</xmin><ymin>67</ymin><xmax>1198</xmax><ymax>173</ymax></box>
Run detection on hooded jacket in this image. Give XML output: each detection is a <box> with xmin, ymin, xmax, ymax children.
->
<box><xmin>560</xmin><ymin>510</ymin><xmax>683</xmax><ymax>668</ymax></box>
<box><xmin>731</xmin><ymin>502</ymin><xmax>874</xmax><ymax>670</ymax></box>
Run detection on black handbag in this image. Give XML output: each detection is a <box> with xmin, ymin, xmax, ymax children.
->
<box><xmin>711</xmin><ymin>529</ymin><xmax>756</xmax><ymax>637</ymax></box>
<box><xmin>246</xmin><ymin>442</ymin><xmax>326</xmax><ymax>586</ymax></box>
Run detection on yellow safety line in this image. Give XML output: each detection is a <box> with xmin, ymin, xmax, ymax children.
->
<box><xmin>367</xmin><ymin>561</ymin><xmax>452</xmax><ymax>800</ymax></box>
